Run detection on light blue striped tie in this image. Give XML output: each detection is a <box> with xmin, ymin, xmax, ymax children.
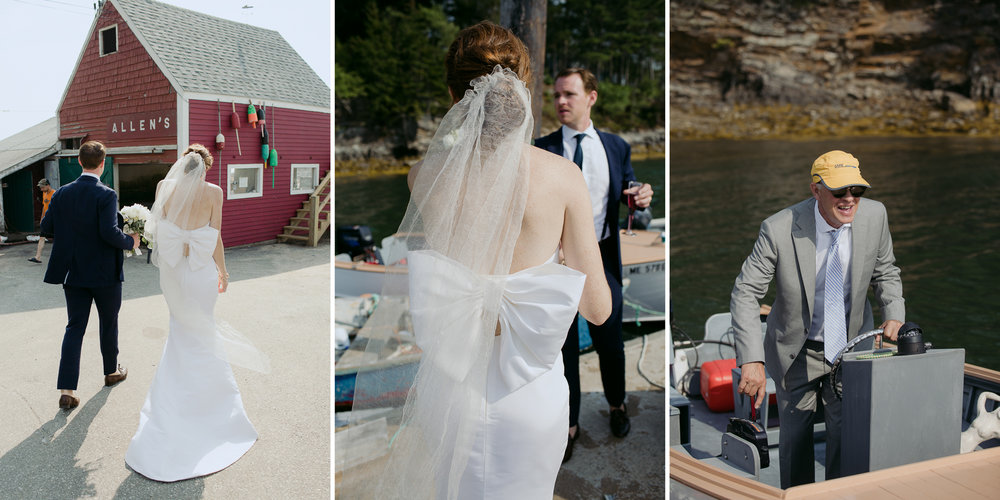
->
<box><xmin>824</xmin><ymin>227</ymin><xmax>847</xmax><ymax>364</ymax></box>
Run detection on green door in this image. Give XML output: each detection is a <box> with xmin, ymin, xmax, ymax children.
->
<box><xmin>58</xmin><ymin>156</ymin><xmax>114</xmax><ymax>186</ymax></box>
<box><xmin>1</xmin><ymin>168</ymin><xmax>35</xmax><ymax>232</ymax></box>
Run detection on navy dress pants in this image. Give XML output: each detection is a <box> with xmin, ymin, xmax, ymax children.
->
<box><xmin>562</xmin><ymin>262</ymin><xmax>625</xmax><ymax>428</ymax></box>
<box><xmin>57</xmin><ymin>283</ymin><xmax>122</xmax><ymax>390</ymax></box>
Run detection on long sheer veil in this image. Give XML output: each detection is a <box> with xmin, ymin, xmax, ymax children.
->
<box><xmin>337</xmin><ymin>66</ymin><xmax>533</xmax><ymax>498</ymax></box>
<box><xmin>147</xmin><ymin>152</ymin><xmax>209</xmax><ymax>243</ymax></box>
<box><xmin>148</xmin><ymin>151</ymin><xmax>270</xmax><ymax>374</ymax></box>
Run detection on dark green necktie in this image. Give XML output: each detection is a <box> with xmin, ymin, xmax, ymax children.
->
<box><xmin>573</xmin><ymin>133</ymin><xmax>586</xmax><ymax>169</ymax></box>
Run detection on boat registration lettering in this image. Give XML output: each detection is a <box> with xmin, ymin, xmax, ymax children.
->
<box><xmin>625</xmin><ymin>262</ymin><xmax>664</xmax><ymax>275</ymax></box>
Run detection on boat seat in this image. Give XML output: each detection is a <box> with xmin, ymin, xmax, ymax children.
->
<box><xmin>670</xmin><ymin>387</ymin><xmax>692</xmax><ymax>446</ymax></box>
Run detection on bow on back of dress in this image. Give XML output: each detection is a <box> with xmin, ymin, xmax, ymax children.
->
<box><xmin>155</xmin><ymin>221</ymin><xmax>218</xmax><ymax>270</ymax></box>
<box><xmin>148</xmin><ymin>152</ymin><xmax>214</xmax><ymax>269</ymax></box>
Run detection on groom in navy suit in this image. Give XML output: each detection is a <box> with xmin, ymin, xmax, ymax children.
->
<box><xmin>534</xmin><ymin>68</ymin><xmax>653</xmax><ymax>461</ymax></box>
<box><xmin>41</xmin><ymin>141</ymin><xmax>138</xmax><ymax>410</ymax></box>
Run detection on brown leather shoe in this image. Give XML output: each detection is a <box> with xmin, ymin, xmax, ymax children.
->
<box><xmin>59</xmin><ymin>394</ymin><xmax>79</xmax><ymax>410</ymax></box>
<box><xmin>105</xmin><ymin>365</ymin><xmax>128</xmax><ymax>386</ymax></box>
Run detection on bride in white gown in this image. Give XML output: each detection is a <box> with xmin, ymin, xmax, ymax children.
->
<box><xmin>125</xmin><ymin>145</ymin><xmax>269</xmax><ymax>482</ymax></box>
<box><xmin>338</xmin><ymin>22</ymin><xmax>611</xmax><ymax>499</ymax></box>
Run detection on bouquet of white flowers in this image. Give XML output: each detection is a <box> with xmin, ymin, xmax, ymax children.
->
<box><xmin>120</xmin><ymin>203</ymin><xmax>153</xmax><ymax>257</ymax></box>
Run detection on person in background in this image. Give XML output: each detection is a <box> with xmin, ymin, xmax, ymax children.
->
<box><xmin>28</xmin><ymin>178</ymin><xmax>55</xmax><ymax>264</ymax></box>
<box><xmin>534</xmin><ymin>67</ymin><xmax>653</xmax><ymax>461</ymax></box>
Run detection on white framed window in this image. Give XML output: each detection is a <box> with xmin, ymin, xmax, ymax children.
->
<box><xmin>227</xmin><ymin>164</ymin><xmax>264</xmax><ymax>199</ymax></box>
<box><xmin>290</xmin><ymin>164</ymin><xmax>319</xmax><ymax>194</ymax></box>
<box><xmin>99</xmin><ymin>25</ymin><xmax>118</xmax><ymax>56</ymax></box>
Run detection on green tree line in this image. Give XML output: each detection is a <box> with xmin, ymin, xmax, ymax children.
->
<box><xmin>335</xmin><ymin>0</ymin><xmax>665</xmax><ymax>155</ymax></box>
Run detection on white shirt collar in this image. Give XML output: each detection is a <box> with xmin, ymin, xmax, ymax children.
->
<box><xmin>561</xmin><ymin>123</ymin><xmax>597</xmax><ymax>142</ymax></box>
<box><xmin>80</xmin><ymin>172</ymin><xmax>101</xmax><ymax>180</ymax></box>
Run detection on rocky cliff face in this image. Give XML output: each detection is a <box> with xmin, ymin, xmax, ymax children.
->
<box><xmin>670</xmin><ymin>0</ymin><xmax>1000</xmax><ymax>139</ymax></box>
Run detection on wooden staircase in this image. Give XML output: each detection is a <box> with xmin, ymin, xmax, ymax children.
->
<box><xmin>276</xmin><ymin>171</ymin><xmax>332</xmax><ymax>247</ymax></box>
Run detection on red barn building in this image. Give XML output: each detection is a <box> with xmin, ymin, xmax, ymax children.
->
<box><xmin>55</xmin><ymin>0</ymin><xmax>330</xmax><ymax>247</ymax></box>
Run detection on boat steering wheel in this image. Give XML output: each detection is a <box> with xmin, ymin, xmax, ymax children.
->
<box><xmin>829</xmin><ymin>328</ymin><xmax>884</xmax><ymax>399</ymax></box>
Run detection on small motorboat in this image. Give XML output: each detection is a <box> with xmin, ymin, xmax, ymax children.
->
<box><xmin>669</xmin><ymin>312</ymin><xmax>1000</xmax><ymax>498</ymax></box>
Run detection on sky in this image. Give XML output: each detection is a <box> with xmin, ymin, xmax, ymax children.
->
<box><xmin>0</xmin><ymin>0</ymin><xmax>331</xmax><ymax>142</ymax></box>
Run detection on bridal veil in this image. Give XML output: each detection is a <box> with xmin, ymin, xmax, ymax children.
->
<box><xmin>148</xmin><ymin>151</ymin><xmax>270</xmax><ymax>374</ymax></box>
<box><xmin>338</xmin><ymin>66</ymin><xmax>534</xmax><ymax>498</ymax></box>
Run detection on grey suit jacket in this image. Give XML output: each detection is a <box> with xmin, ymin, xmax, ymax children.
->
<box><xmin>730</xmin><ymin>197</ymin><xmax>905</xmax><ymax>383</ymax></box>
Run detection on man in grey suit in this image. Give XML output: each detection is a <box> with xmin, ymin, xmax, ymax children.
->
<box><xmin>731</xmin><ymin>150</ymin><xmax>905</xmax><ymax>487</ymax></box>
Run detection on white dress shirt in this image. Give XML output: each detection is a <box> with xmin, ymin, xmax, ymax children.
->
<box><xmin>560</xmin><ymin>124</ymin><xmax>610</xmax><ymax>240</ymax></box>
<box><xmin>808</xmin><ymin>203</ymin><xmax>852</xmax><ymax>342</ymax></box>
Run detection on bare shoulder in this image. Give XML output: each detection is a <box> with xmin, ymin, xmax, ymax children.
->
<box><xmin>528</xmin><ymin>147</ymin><xmax>583</xmax><ymax>184</ymax></box>
<box><xmin>204</xmin><ymin>182</ymin><xmax>224</xmax><ymax>202</ymax></box>
<box><xmin>528</xmin><ymin>147</ymin><xmax>587</xmax><ymax>205</ymax></box>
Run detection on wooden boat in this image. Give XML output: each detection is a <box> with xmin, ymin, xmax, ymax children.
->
<box><xmin>334</xmin><ymin>259</ymin><xmax>392</xmax><ymax>297</ymax></box>
<box><xmin>620</xmin><ymin>227</ymin><xmax>666</xmax><ymax>322</ymax></box>
<box><xmin>334</xmin><ymin>295</ymin><xmax>420</xmax><ymax>412</ymax></box>
<box><xmin>669</xmin><ymin>313</ymin><xmax>1000</xmax><ymax>498</ymax></box>
<box><xmin>335</xmin><ymin>351</ymin><xmax>420</xmax><ymax>412</ymax></box>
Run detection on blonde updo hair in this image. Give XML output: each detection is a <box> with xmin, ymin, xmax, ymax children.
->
<box><xmin>182</xmin><ymin>144</ymin><xmax>214</xmax><ymax>171</ymax></box>
<box><xmin>446</xmin><ymin>21</ymin><xmax>531</xmax><ymax>98</ymax></box>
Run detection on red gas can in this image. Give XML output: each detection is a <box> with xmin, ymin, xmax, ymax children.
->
<box><xmin>700</xmin><ymin>358</ymin><xmax>739</xmax><ymax>412</ymax></box>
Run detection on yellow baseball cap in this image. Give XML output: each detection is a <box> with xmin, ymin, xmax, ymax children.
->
<box><xmin>810</xmin><ymin>150</ymin><xmax>870</xmax><ymax>189</ymax></box>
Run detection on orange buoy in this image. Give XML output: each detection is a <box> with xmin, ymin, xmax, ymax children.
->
<box><xmin>247</xmin><ymin>102</ymin><xmax>258</xmax><ymax>128</ymax></box>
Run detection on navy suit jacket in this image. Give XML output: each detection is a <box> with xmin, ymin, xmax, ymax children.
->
<box><xmin>40</xmin><ymin>174</ymin><xmax>134</xmax><ymax>287</ymax></box>
<box><xmin>534</xmin><ymin>127</ymin><xmax>634</xmax><ymax>284</ymax></box>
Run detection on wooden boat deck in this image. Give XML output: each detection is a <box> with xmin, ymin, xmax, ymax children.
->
<box><xmin>672</xmin><ymin>446</ymin><xmax>1000</xmax><ymax>499</ymax></box>
<box><xmin>333</xmin><ymin>259</ymin><xmax>385</xmax><ymax>273</ymax></box>
<box><xmin>620</xmin><ymin>228</ymin><xmax>665</xmax><ymax>266</ymax></box>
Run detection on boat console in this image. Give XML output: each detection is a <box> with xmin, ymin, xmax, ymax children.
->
<box><xmin>840</xmin><ymin>347</ymin><xmax>965</xmax><ymax>474</ymax></box>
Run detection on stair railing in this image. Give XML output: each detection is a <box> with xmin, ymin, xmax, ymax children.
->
<box><xmin>307</xmin><ymin>171</ymin><xmax>332</xmax><ymax>246</ymax></box>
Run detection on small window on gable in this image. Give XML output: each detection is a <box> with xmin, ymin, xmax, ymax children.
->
<box><xmin>100</xmin><ymin>25</ymin><xmax>117</xmax><ymax>56</ymax></box>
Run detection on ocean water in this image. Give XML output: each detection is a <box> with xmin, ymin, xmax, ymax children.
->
<box><xmin>671</xmin><ymin>136</ymin><xmax>1000</xmax><ymax>370</ymax></box>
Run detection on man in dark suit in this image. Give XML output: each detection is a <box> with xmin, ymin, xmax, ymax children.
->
<box><xmin>41</xmin><ymin>141</ymin><xmax>138</xmax><ymax>410</ymax></box>
<box><xmin>534</xmin><ymin>68</ymin><xmax>653</xmax><ymax>461</ymax></box>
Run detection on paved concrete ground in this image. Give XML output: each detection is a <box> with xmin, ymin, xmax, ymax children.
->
<box><xmin>555</xmin><ymin>328</ymin><xmax>667</xmax><ymax>500</ymax></box>
<box><xmin>0</xmin><ymin>239</ymin><xmax>331</xmax><ymax>499</ymax></box>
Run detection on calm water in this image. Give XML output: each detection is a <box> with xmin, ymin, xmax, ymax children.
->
<box><xmin>336</xmin><ymin>157</ymin><xmax>666</xmax><ymax>244</ymax></box>
<box><xmin>670</xmin><ymin>137</ymin><xmax>1000</xmax><ymax>370</ymax></box>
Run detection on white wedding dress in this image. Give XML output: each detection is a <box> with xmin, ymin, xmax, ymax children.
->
<box><xmin>407</xmin><ymin>249</ymin><xmax>585</xmax><ymax>499</ymax></box>
<box><xmin>125</xmin><ymin>220</ymin><xmax>257</xmax><ymax>482</ymax></box>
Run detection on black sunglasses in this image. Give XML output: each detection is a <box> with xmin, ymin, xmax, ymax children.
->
<box><xmin>829</xmin><ymin>186</ymin><xmax>866</xmax><ymax>198</ymax></box>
